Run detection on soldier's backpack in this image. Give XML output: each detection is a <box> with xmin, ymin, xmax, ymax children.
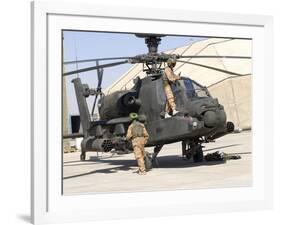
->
<box><xmin>131</xmin><ymin>121</ymin><xmax>144</xmax><ymax>138</ymax></box>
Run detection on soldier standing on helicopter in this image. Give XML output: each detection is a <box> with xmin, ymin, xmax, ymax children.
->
<box><xmin>163</xmin><ymin>58</ymin><xmax>181</xmax><ymax>118</ymax></box>
<box><xmin>126</xmin><ymin>113</ymin><xmax>149</xmax><ymax>175</ymax></box>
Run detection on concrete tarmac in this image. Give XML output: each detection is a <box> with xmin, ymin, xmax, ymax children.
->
<box><xmin>63</xmin><ymin>131</ymin><xmax>252</xmax><ymax>195</ymax></box>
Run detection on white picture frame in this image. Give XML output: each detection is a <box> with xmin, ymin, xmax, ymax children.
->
<box><xmin>31</xmin><ymin>1</ymin><xmax>273</xmax><ymax>224</ymax></box>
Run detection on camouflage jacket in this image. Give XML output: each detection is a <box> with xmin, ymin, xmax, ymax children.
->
<box><xmin>126</xmin><ymin>121</ymin><xmax>149</xmax><ymax>144</ymax></box>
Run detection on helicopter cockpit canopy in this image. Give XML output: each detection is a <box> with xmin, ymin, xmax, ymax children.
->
<box><xmin>173</xmin><ymin>77</ymin><xmax>210</xmax><ymax>99</ymax></box>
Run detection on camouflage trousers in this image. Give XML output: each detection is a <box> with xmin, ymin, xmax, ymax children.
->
<box><xmin>163</xmin><ymin>84</ymin><xmax>176</xmax><ymax>112</ymax></box>
<box><xmin>132</xmin><ymin>137</ymin><xmax>146</xmax><ymax>172</ymax></box>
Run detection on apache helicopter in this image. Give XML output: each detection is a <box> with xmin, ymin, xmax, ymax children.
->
<box><xmin>63</xmin><ymin>33</ymin><xmax>250</xmax><ymax>167</ymax></box>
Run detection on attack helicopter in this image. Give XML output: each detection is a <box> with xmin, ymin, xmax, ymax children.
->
<box><xmin>63</xmin><ymin>33</ymin><xmax>250</xmax><ymax>167</ymax></box>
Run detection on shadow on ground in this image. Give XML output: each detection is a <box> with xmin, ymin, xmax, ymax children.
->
<box><xmin>63</xmin><ymin>155</ymin><xmax>226</xmax><ymax>180</ymax></box>
<box><xmin>203</xmin><ymin>144</ymin><xmax>241</xmax><ymax>152</ymax></box>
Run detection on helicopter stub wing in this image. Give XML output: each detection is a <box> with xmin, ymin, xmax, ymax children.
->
<box><xmin>63</xmin><ymin>60</ymin><xmax>129</xmax><ymax>76</ymax></box>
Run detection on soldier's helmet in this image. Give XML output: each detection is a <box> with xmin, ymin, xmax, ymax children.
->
<box><xmin>167</xmin><ymin>58</ymin><xmax>177</xmax><ymax>67</ymax></box>
<box><xmin>129</xmin><ymin>112</ymin><xmax>138</xmax><ymax>120</ymax></box>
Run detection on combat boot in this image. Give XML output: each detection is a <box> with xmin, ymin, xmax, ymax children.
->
<box><xmin>165</xmin><ymin>112</ymin><xmax>171</xmax><ymax>118</ymax></box>
<box><xmin>172</xmin><ymin>110</ymin><xmax>179</xmax><ymax>116</ymax></box>
<box><xmin>138</xmin><ymin>171</ymin><xmax>146</xmax><ymax>175</ymax></box>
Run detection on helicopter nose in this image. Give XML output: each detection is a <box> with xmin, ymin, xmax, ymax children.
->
<box><xmin>203</xmin><ymin>110</ymin><xmax>226</xmax><ymax>128</ymax></box>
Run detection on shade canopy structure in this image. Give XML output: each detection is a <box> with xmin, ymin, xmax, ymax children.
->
<box><xmin>105</xmin><ymin>38</ymin><xmax>252</xmax><ymax>130</ymax></box>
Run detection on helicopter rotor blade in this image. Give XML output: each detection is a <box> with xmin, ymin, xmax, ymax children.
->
<box><xmin>96</xmin><ymin>60</ymin><xmax>102</xmax><ymax>87</ymax></box>
<box><xmin>91</xmin><ymin>94</ymin><xmax>99</xmax><ymax>116</ymax></box>
<box><xmin>64</xmin><ymin>56</ymin><xmax>132</xmax><ymax>65</ymax></box>
<box><xmin>91</xmin><ymin>60</ymin><xmax>103</xmax><ymax>116</ymax></box>
<box><xmin>176</xmin><ymin>60</ymin><xmax>251</xmax><ymax>77</ymax></box>
<box><xmin>64</xmin><ymin>55</ymin><xmax>251</xmax><ymax>66</ymax></box>
<box><xmin>63</xmin><ymin>60</ymin><xmax>128</xmax><ymax>76</ymax></box>
<box><xmin>178</xmin><ymin>55</ymin><xmax>251</xmax><ymax>59</ymax></box>
<box><xmin>97</xmin><ymin>68</ymin><xmax>104</xmax><ymax>89</ymax></box>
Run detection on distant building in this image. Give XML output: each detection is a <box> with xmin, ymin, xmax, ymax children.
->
<box><xmin>63</xmin><ymin>76</ymin><xmax>71</xmax><ymax>149</ymax></box>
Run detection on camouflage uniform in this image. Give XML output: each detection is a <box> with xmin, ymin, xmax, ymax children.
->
<box><xmin>163</xmin><ymin>61</ymin><xmax>180</xmax><ymax>113</ymax></box>
<box><xmin>126</xmin><ymin>119</ymin><xmax>149</xmax><ymax>174</ymax></box>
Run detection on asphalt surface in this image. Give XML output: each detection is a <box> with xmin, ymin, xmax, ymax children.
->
<box><xmin>63</xmin><ymin>131</ymin><xmax>252</xmax><ymax>195</ymax></box>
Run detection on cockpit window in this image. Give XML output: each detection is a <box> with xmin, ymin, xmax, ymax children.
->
<box><xmin>183</xmin><ymin>78</ymin><xmax>209</xmax><ymax>98</ymax></box>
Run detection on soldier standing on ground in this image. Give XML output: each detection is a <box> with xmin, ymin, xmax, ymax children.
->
<box><xmin>163</xmin><ymin>58</ymin><xmax>181</xmax><ymax>118</ymax></box>
<box><xmin>126</xmin><ymin>113</ymin><xmax>149</xmax><ymax>175</ymax></box>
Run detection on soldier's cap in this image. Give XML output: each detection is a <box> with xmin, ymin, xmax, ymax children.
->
<box><xmin>129</xmin><ymin>112</ymin><xmax>138</xmax><ymax>120</ymax></box>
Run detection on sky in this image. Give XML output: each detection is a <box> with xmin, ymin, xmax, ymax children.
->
<box><xmin>63</xmin><ymin>31</ymin><xmax>205</xmax><ymax>115</ymax></box>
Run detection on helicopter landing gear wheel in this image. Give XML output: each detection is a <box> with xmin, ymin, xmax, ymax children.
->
<box><xmin>182</xmin><ymin>141</ymin><xmax>204</xmax><ymax>162</ymax></box>
<box><xmin>151</xmin><ymin>144</ymin><xmax>163</xmax><ymax>166</ymax></box>
<box><xmin>193</xmin><ymin>145</ymin><xmax>204</xmax><ymax>163</ymax></box>
<box><xmin>144</xmin><ymin>151</ymin><xmax>153</xmax><ymax>170</ymax></box>
<box><xmin>80</xmin><ymin>152</ymin><xmax>86</xmax><ymax>161</ymax></box>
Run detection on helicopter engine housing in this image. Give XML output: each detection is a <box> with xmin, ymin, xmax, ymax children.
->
<box><xmin>98</xmin><ymin>90</ymin><xmax>141</xmax><ymax>120</ymax></box>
